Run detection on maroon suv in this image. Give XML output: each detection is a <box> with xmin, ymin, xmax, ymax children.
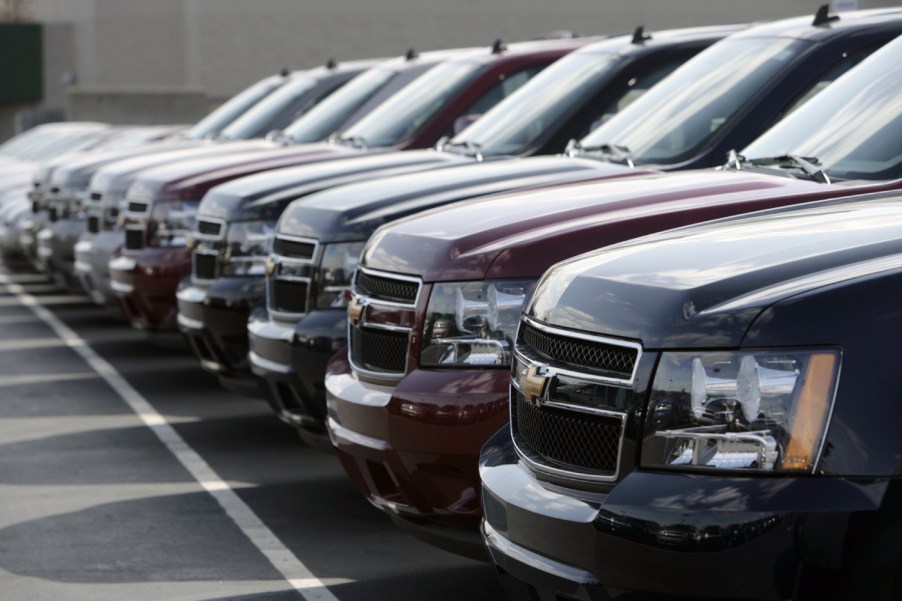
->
<box><xmin>109</xmin><ymin>38</ymin><xmax>589</xmax><ymax>336</ymax></box>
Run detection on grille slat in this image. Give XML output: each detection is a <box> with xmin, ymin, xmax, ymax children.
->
<box><xmin>522</xmin><ymin>322</ymin><xmax>636</xmax><ymax>378</ymax></box>
<box><xmin>193</xmin><ymin>253</ymin><xmax>217</xmax><ymax>280</ymax></box>
<box><xmin>355</xmin><ymin>271</ymin><xmax>418</xmax><ymax>303</ymax></box>
<box><xmin>90</xmin><ymin>192</ymin><xmax>102</xmax><ymax>201</ymax></box>
<box><xmin>350</xmin><ymin>326</ymin><xmax>408</xmax><ymax>373</ymax></box>
<box><xmin>273</xmin><ymin>237</ymin><xmax>315</xmax><ymax>260</ymax></box>
<box><xmin>125</xmin><ymin>228</ymin><xmax>144</xmax><ymax>251</ymax></box>
<box><xmin>512</xmin><ymin>390</ymin><xmax>621</xmax><ymax>476</ymax></box>
<box><xmin>270</xmin><ymin>279</ymin><xmax>309</xmax><ymax>314</ymax></box>
<box><xmin>197</xmin><ymin>220</ymin><xmax>223</xmax><ymax>237</ymax></box>
<box><xmin>127</xmin><ymin>201</ymin><xmax>148</xmax><ymax>213</ymax></box>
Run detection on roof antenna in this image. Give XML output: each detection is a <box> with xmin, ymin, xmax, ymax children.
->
<box><xmin>405</xmin><ymin>48</ymin><xmax>418</xmax><ymax>61</ymax></box>
<box><xmin>279</xmin><ymin>67</ymin><xmax>289</xmax><ymax>77</ymax></box>
<box><xmin>812</xmin><ymin>4</ymin><xmax>839</xmax><ymax>26</ymax></box>
<box><xmin>491</xmin><ymin>38</ymin><xmax>506</xmax><ymax>54</ymax></box>
<box><xmin>631</xmin><ymin>26</ymin><xmax>651</xmax><ymax>44</ymax></box>
<box><xmin>325</xmin><ymin>58</ymin><xmax>337</xmax><ymax>69</ymax></box>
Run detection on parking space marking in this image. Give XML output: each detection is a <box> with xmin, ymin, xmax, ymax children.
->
<box><xmin>0</xmin><ymin>372</ymin><xmax>97</xmax><ymax>388</ymax></box>
<box><xmin>0</xmin><ymin>272</ymin><xmax>344</xmax><ymax>601</ymax></box>
<box><xmin>0</xmin><ymin>338</ymin><xmax>82</xmax><ymax>352</ymax></box>
<box><xmin>0</xmin><ymin>295</ymin><xmax>90</xmax><ymax>307</ymax></box>
<box><xmin>0</xmin><ymin>315</ymin><xmax>42</xmax><ymax>325</ymax></box>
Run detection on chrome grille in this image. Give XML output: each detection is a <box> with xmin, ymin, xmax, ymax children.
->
<box><xmin>350</xmin><ymin>326</ymin><xmax>408</xmax><ymax>373</ymax></box>
<box><xmin>273</xmin><ymin>236</ymin><xmax>315</xmax><ymax>260</ymax></box>
<box><xmin>512</xmin><ymin>389</ymin><xmax>622</xmax><ymax>477</ymax></box>
<box><xmin>270</xmin><ymin>279</ymin><xmax>308</xmax><ymax>314</ymax></box>
<box><xmin>127</xmin><ymin>201</ymin><xmax>149</xmax><ymax>213</ymax></box>
<box><xmin>193</xmin><ymin>252</ymin><xmax>217</xmax><ymax>280</ymax></box>
<box><xmin>355</xmin><ymin>270</ymin><xmax>418</xmax><ymax>303</ymax></box>
<box><xmin>124</xmin><ymin>228</ymin><xmax>144</xmax><ymax>251</ymax></box>
<box><xmin>521</xmin><ymin>320</ymin><xmax>637</xmax><ymax>379</ymax></box>
<box><xmin>196</xmin><ymin>220</ymin><xmax>222</xmax><ymax>237</ymax></box>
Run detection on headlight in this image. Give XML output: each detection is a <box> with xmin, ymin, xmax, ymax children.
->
<box><xmin>641</xmin><ymin>349</ymin><xmax>840</xmax><ymax>473</ymax></box>
<box><xmin>220</xmin><ymin>219</ymin><xmax>275</xmax><ymax>277</ymax></box>
<box><xmin>315</xmin><ymin>242</ymin><xmax>364</xmax><ymax>309</ymax></box>
<box><xmin>421</xmin><ymin>279</ymin><xmax>535</xmax><ymax>368</ymax></box>
<box><xmin>70</xmin><ymin>187</ymin><xmax>90</xmax><ymax>215</ymax></box>
<box><xmin>149</xmin><ymin>200</ymin><xmax>199</xmax><ymax>247</ymax></box>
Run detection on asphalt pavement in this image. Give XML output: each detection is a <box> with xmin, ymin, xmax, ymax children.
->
<box><xmin>0</xmin><ymin>264</ymin><xmax>505</xmax><ymax>601</ymax></box>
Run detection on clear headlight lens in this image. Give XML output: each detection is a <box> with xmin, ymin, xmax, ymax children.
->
<box><xmin>641</xmin><ymin>349</ymin><xmax>840</xmax><ymax>473</ymax></box>
<box><xmin>220</xmin><ymin>219</ymin><xmax>275</xmax><ymax>277</ymax></box>
<box><xmin>315</xmin><ymin>242</ymin><xmax>364</xmax><ymax>309</ymax></box>
<box><xmin>149</xmin><ymin>200</ymin><xmax>199</xmax><ymax>247</ymax></box>
<box><xmin>421</xmin><ymin>279</ymin><xmax>536</xmax><ymax>368</ymax></box>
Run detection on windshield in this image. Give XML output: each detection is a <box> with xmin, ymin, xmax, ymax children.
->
<box><xmin>579</xmin><ymin>37</ymin><xmax>810</xmax><ymax>165</ymax></box>
<box><xmin>449</xmin><ymin>51</ymin><xmax>622</xmax><ymax>157</ymax></box>
<box><xmin>185</xmin><ymin>77</ymin><xmax>283</xmax><ymax>140</ymax></box>
<box><xmin>742</xmin><ymin>38</ymin><xmax>902</xmax><ymax>181</ymax></box>
<box><xmin>338</xmin><ymin>60</ymin><xmax>483</xmax><ymax>148</ymax></box>
<box><xmin>218</xmin><ymin>75</ymin><xmax>318</xmax><ymax>140</ymax></box>
<box><xmin>284</xmin><ymin>68</ymin><xmax>396</xmax><ymax>143</ymax></box>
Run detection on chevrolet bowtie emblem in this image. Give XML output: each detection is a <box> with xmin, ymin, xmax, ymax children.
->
<box><xmin>519</xmin><ymin>364</ymin><xmax>555</xmax><ymax>405</ymax></box>
<box><xmin>348</xmin><ymin>297</ymin><xmax>366</xmax><ymax>326</ymax></box>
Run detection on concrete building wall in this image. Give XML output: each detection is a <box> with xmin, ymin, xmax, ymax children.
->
<box><xmin>183</xmin><ymin>0</ymin><xmax>895</xmax><ymax>97</ymax></box>
<box><xmin>30</xmin><ymin>0</ymin><xmax>899</xmax><ymax>97</ymax></box>
<box><xmin>11</xmin><ymin>0</ymin><xmax>899</xmax><ymax>129</ymax></box>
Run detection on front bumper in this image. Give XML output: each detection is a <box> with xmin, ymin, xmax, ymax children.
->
<box><xmin>75</xmin><ymin>229</ymin><xmax>122</xmax><ymax>306</ymax></box>
<box><xmin>43</xmin><ymin>217</ymin><xmax>86</xmax><ymax>286</ymax></box>
<box><xmin>325</xmin><ymin>350</ymin><xmax>510</xmax><ymax>560</ymax></box>
<box><xmin>73</xmin><ymin>234</ymin><xmax>101</xmax><ymax>303</ymax></box>
<box><xmin>177</xmin><ymin>278</ymin><xmax>265</xmax><ymax>396</ymax></box>
<box><xmin>249</xmin><ymin>307</ymin><xmax>346</xmax><ymax>446</ymax></box>
<box><xmin>18</xmin><ymin>215</ymin><xmax>44</xmax><ymax>269</ymax></box>
<box><xmin>480</xmin><ymin>428</ymin><xmax>898</xmax><ymax>601</ymax></box>
<box><xmin>109</xmin><ymin>247</ymin><xmax>190</xmax><ymax>330</ymax></box>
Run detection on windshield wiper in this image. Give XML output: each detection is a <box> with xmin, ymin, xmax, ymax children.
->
<box><xmin>438</xmin><ymin>138</ymin><xmax>484</xmax><ymax>161</ymax></box>
<box><xmin>265</xmin><ymin>130</ymin><xmax>294</xmax><ymax>146</ymax></box>
<box><xmin>565</xmin><ymin>139</ymin><xmax>634</xmax><ymax>167</ymax></box>
<box><xmin>330</xmin><ymin>134</ymin><xmax>368</xmax><ymax>150</ymax></box>
<box><xmin>723</xmin><ymin>151</ymin><xmax>831</xmax><ymax>184</ymax></box>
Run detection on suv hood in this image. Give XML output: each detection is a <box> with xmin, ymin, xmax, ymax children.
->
<box><xmin>363</xmin><ymin>169</ymin><xmax>897</xmax><ymax>282</ymax></box>
<box><xmin>121</xmin><ymin>143</ymin><xmax>355</xmax><ymax>202</ymax></box>
<box><xmin>528</xmin><ymin>193</ymin><xmax>902</xmax><ymax>349</ymax></box>
<box><xmin>90</xmin><ymin>141</ymin><xmax>277</xmax><ymax>197</ymax></box>
<box><xmin>48</xmin><ymin>139</ymin><xmax>204</xmax><ymax>189</ymax></box>
<box><xmin>278</xmin><ymin>156</ymin><xmax>642</xmax><ymax>243</ymax></box>
<box><xmin>198</xmin><ymin>149</ymin><xmax>468</xmax><ymax>221</ymax></box>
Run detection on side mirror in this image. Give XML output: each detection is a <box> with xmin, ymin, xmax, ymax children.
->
<box><xmin>453</xmin><ymin>114</ymin><xmax>482</xmax><ymax>136</ymax></box>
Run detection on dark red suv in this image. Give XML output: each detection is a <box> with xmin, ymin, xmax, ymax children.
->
<box><xmin>104</xmin><ymin>39</ymin><xmax>588</xmax><ymax>340</ymax></box>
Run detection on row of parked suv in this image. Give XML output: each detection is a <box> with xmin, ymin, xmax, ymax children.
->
<box><xmin>2</xmin><ymin>6</ymin><xmax>902</xmax><ymax>599</ymax></box>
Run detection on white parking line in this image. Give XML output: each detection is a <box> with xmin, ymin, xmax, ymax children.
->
<box><xmin>0</xmin><ymin>272</ymin><xmax>343</xmax><ymax>601</ymax></box>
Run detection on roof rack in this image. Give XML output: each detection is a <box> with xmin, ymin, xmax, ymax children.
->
<box><xmin>812</xmin><ymin>4</ymin><xmax>840</xmax><ymax>26</ymax></box>
<box><xmin>631</xmin><ymin>26</ymin><xmax>652</xmax><ymax>44</ymax></box>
